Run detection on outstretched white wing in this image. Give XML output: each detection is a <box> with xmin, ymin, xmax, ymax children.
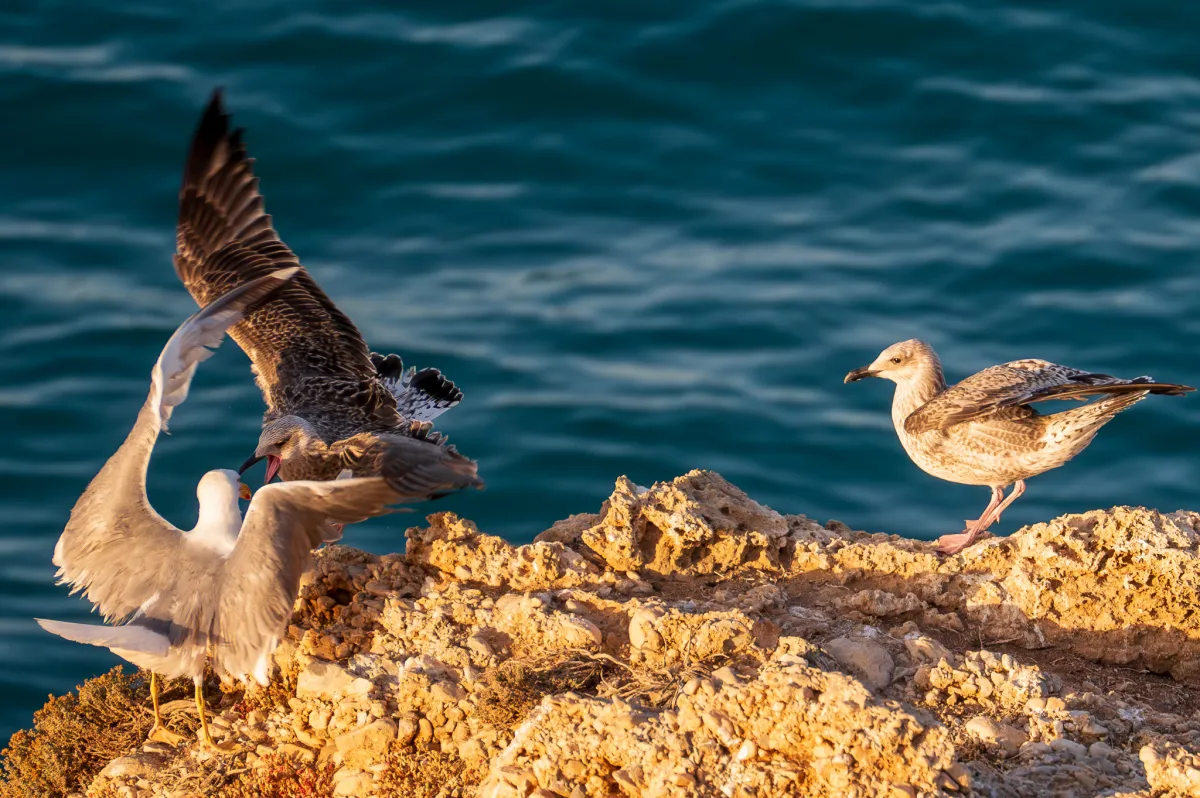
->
<box><xmin>210</xmin><ymin>477</ymin><xmax>401</xmax><ymax>683</ymax></box>
<box><xmin>52</xmin><ymin>266</ymin><xmax>299</xmax><ymax>624</ymax></box>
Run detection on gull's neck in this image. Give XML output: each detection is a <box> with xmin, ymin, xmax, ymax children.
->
<box><xmin>189</xmin><ymin>491</ymin><xmax>242</xmax><ymax>556</ymax></box>
<box><xmin>891</xmin><ymin>363</ymin><xmax>947</xmax><ymax>434</ymax></box>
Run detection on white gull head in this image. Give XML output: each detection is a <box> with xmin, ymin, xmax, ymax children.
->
<box><xmin>191</xmin><ymin>469</ymin><xmax>246</xmax><ymax>555</ymax></box>
<box><xmin>845</xmin><ymin>338</ymin><xmax>943</xmax><ymax>387</ymax></box>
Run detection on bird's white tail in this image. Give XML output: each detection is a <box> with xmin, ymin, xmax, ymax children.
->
<box><xmin>36</xmin><ymin>618</ymin><xmax>170</xmax><ymax>656</ymax></box>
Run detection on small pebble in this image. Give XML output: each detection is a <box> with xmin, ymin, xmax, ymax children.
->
<box><xmin>1020</xmin><ymin>742</ymin><xmax>1052</xmax><ymax>758</ymax></box>
<box><xmin>1049</xmin><ymin>738</ymin><xmax>1088</xmax><ymax>759</ymax></box>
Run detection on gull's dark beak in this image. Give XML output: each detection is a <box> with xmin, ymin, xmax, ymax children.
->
<box><xmin>844</xmin><ymin>366</ymin><xmax>879</xmax><ymax>384</ymax></box>
<box><xmin>238</xmin><ymin>453</ymin><xmax>263</xmax><ymax>476</ymax></box>
<box><xmin>238</xmin><ymin>482</ymin><xmax>253</xmax><ymax>501</ymax></box>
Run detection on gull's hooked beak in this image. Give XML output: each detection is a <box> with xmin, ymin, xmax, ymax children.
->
<box><xmin>238</xmin><ymin>482</ymin><xmax>253</xmax><ymax>501</ymax></box>
<box><xmin>238</xmin><ymin>453</ymin><xmax>283</xmax><ymax>485</ymax></box>
<box><xmin>238</xmin><ymin>453</ymin><xmax>262</xmax><ymax>476</ymax></box>
<box><xmin>844</xmin><ymin>366</ymin><xmax>879</xmax><ymax>384</ymax></box>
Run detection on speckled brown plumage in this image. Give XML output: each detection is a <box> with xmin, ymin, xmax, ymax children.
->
<box><xmin>846</xmin><ymin>339</ymin><xmax>1192</xmax><ymax>554</ymax></box>
<box><xmin>903</xmin><ymin>358</ymin><xmax>1191</xmax><ymax>436</ymax></box>
<box><xmin>174</xmin><ymin>90</ymin><xmax>480</xmax><ymax>496</ymax></box>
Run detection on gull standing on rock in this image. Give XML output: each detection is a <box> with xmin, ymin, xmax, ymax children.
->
<box><xmin>845</xmin><ymin>339</ymin><xmax>1192</xmax><ymax>555</ymax></box>
<box><xmin>173</xmin><ymin>90</ymin><xmax>481</xmax><ymax>499</ymax></box>
<box><xmin>40</xmin><ymin>269</ymin><xmax>410</xmax><ymax>751</ymax></box>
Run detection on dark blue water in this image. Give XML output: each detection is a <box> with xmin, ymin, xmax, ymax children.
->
<box><xmin>3</xmin><ymin>0</ymin><xmax>1200</xmax><ymax>739</ymax></box>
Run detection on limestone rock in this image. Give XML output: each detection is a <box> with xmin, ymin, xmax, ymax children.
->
<box><xmin>296</xmin><ymin>659</ymin><xmax>371</xmax><ymax>701</ymax></box>
<box><xmin>478</xmin><ymin>657</ymin><xmax>955</xmax><ymax>798</ymax></box>
<box><xmin>1141</xmin><ymin>739</ymin><xmax>1200</xmax><ymax>796</ymax></box>
<box><xmin>332</xmin><ymin>766</ymin><xmax>373</xmax><ymax>796</ymax></box>
<box><xmin>903</xmin><ymin>632</ymin><xmax>954</xmax><ymax>665</ymax></box>
<box><xmin>958</xmin><ymin>507</ymin><xmax>1200</xmax><ymax>684</ymax></box>
<box><xmin>57</xmin><ymin>471</ymin><xmax>1200</xmax><ymax>798</ymax></box>
<box><xmin>407</xmin><ymin>512</ymin><xmax>598</xmax><ymax>590</ymax></box>
<box><xmin>965</xmin><ymin>716</ymin><xmax>1027</xmax><ymax>757</ymax></box>
<box><xmin>837</xmin><ymin>589</ymin><xmax>927</xmax><ymax>618</ymax></box>
<box><xmin>628</xmin><ymin>607</ymin><xmax>665</xmax><ymax>651</ymax></box>
<box><xmin>581</xmin><ymin>471</ymin><xmax>789</xmax><ymax>575</ymax></box>
<box><xmin>334</xmin><ymin>718</ymin><xmax>396</xmax><ymax>769</ymax></box>
<box><xmin>97</xmin><ymin>753</ymin><xmax>167</xmax><ymax>781</ymax></box>
<box><xmin>915</xmin><ymin>649</ymin><xmax>1058</xmax><ymax>715</ymax></box>
<box><xmin>627</xmin><ymin>604</ymin><xmax>765</xmax><ymax>668</ymax></box>
<box><xmin>824</xmin><ymin>637</ymin><xmax>894</xmax><ymax>691</ymax></box>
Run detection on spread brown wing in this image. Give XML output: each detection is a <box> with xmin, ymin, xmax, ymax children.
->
<box><xmin>904</xmin><ymin>361</ymin><xmax>1192</xmax><ymax>434</ymax></box>
<box><xmin>173</xmin><ymin>89</ymin><xmax>385</xmax><ymax>419</ymax></box>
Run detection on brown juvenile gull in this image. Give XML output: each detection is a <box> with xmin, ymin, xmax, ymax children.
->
<box><xmin>172</xmin><ymin>89</ymin><xmax>480</xmax><ymax>498</ymax></box>
<box><xmin>39</xmin><ymin>268</ymin><xmax>411</xmax><ymax>752</ymax></box>
<box><xmin>845</xmin><ymin>339</ymin><xmax>1193</xmax><ymax>555</ymax></box>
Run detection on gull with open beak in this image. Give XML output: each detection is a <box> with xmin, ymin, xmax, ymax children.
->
<box><xmin>38</xmin><ymin>268</ymin><xmax>413</xmax><ymax>752</ymax></box>
<box><xmin>240</xmin><ymin>451</ymin><xmax>281</xmax><ymax>485</ymax></box>
<box><xmin>177</xmin><ymin>90</ymin><xmax>482</xmax><ymax>502</ymax></box>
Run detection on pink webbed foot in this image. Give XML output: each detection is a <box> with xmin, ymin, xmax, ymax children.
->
<box><xmin>936</xmin><ymin>531</ymin><xmax>978</xmax><ymax>555</ymax></box>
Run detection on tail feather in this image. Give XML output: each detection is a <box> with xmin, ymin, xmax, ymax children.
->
<box><xmin>1090</xmin><ymin>390</ymin><xmax>1153</xmax><ymax>417</ymax></box>
<box><xmin>370</xmin><ymin>351</ymin><xmax>462</xmax><ymax>423</ymax></box>
<box><xmin>36</xmin><ymin>618</ymin><xmax>170</xmax><ymax>656</ymax></box>
<box><xmin>1043</xmin><ymin>379</ymin><xmax>1195</xmax><ymax>402</ymax></box>
<box><xmin>1045</xmin><ymin>390</ymin><xmax>1151</xmax><ymax>442</ymax></box>
<box><xmin>1105</xmin><ymin>378</ymin><xmax>1193</xmax><ymax>396</ymax></box>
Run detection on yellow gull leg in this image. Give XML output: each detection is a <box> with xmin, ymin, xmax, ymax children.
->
<box><xmin>195</xmin><ymin>679</ymin><xmax>236</xmax><ymax>753</ymax></box>
<box><xmin>146</xmin><ymin>672</ymin><xmax>184</xmax><ymax>746</ymax></box>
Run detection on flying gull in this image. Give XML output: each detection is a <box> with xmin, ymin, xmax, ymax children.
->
<box><xmin>40</xmin><ymin>268</ymin><xmax>414</xmax><ymax>751</ymax></box>
<box><xmin>173</xmin><ymin>89</ymin><xmax>480</xmax><ymax>498</ymax></box>
<box><xmin>845</xmin><ymin>339</ymin><xmax>1192</xmax><ymax>554</ymax></box>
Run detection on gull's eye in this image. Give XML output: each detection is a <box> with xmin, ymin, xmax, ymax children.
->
<box><xmin>890</xmin><ymin>357</ymin><xmax>902</xmax><ymax>364</ymax></box>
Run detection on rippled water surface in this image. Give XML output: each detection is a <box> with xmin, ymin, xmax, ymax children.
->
<box><xmin>3</xmin><ymin>0</ymin><xmax>1200</xmax><ymax>737</ymax></box>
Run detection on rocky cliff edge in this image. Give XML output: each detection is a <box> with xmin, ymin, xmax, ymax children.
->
<box><xmin>6</xmin><ymin>470</ymin><xmax>1200</xmax><ymax>798</ymax></box>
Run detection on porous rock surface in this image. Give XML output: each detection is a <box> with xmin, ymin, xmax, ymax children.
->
<box><xmin>67</xmin><ymin>470</ymin><xmax>1200</xmax><ymax>796</ymax></box>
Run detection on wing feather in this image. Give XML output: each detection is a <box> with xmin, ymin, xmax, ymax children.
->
<box><xmin>151</xmin><ymin>264</ymin><xmax>300</xmax><ymax>430</ymax></box>
<box><xmin>212</xmin><ymin>478</ymin><xmax>401</xmax><ymax>682</ymax></box>
<box><xmin>174</xmin><ymin>90</ymin><xmax>384</xmax><ymax>418</ymax></box>
<box><xmin>905</xmin><ymin>360</ymin><xmax>1193</xmax><ymax>434</ymax></box>
<box><xmin>334</xmin><ymin>431</ymin><xmax>483</xmax><ymax>498</ymax></box>
<box><xmin>53</xmin><ymin>268</ymin><xmax>298</xmax><ymax>623</ymax></box>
